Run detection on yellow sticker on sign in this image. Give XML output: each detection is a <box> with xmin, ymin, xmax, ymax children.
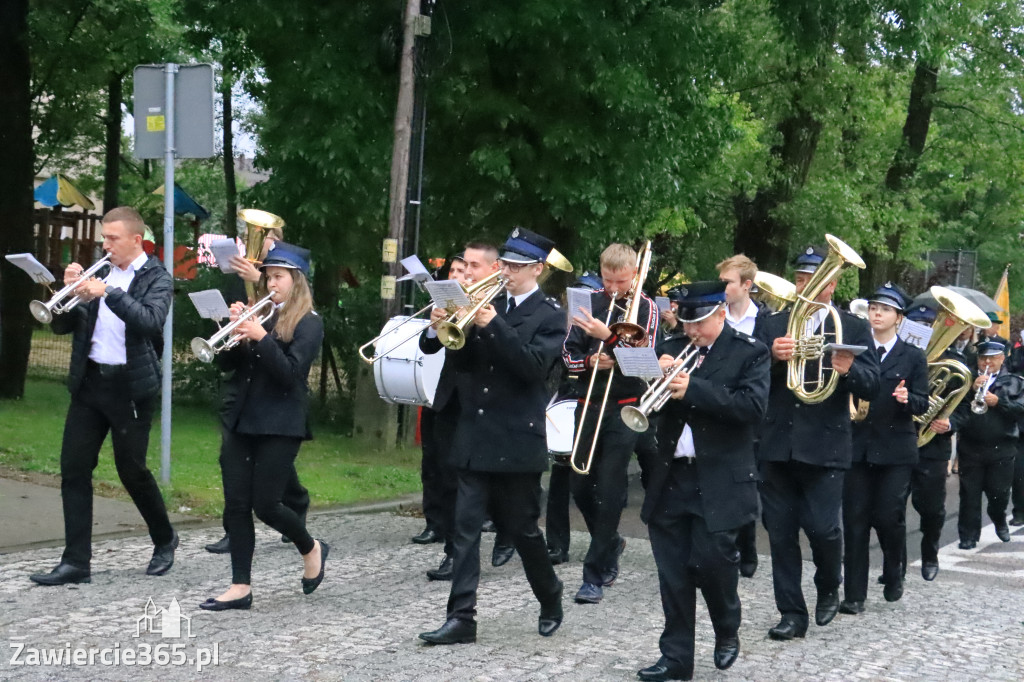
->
<box><xmin>146</xmin><ymin>115</ymin><xmax>165</xmax><ymax>132</ymax></box>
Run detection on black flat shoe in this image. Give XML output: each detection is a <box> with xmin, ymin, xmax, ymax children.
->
<box><xmin>839</xmin><ymin>599</ymin><xmax>864</xmax><ymax>615</ymax></box>
<box><xmin>301</xmin><ymin>540</ymin><xmax>329</xmax><ymax>595</ymax></box>
<box><xmin>637</xmin><ymin>657</ymin><xmax>692</xmax><ymax>681</ymax></box>
<box><xmin>601</xmin><ymin>536</ymin><xmax>627</xmax><ymax>586</ymax></box>
<box><xmin>958</xmin><ymin>539</ymin><xmax>977</xmax><ymax>550</ymax></box>
<box><xmin>205</xmin><ymin>535</ymin><xmax>231</xmax><ymax>554</ymax></box>
<box><xmin>815</xmin><ymin>589</ymin><xmax>839</xmax><ymax>626</ymax></box>
<box><xmin>29</xmin><ymin>563</ymin><xmax>91</xmax><ymax>586</ymax></box>
<box><xmin>921</xmin><ymin>562</ymin><xmax>939</xmax><ymax>581</ymax></box>
<box><xmin>768</xmin><ymin>617</ymin><xmax>807</xmax><ymax>641</ymax></box>
<box><xmin>548</xmin><ymin>548</ymin><xmax>569</xmax><ymax>565</ymax></box>
<box><xmin>491</xmin><ymin>544</ymin><xmax>515</xmax><ymax>567</ymax></box>
<box><xmin>481</xmin><ymin>520</ymin><xmax>496</xmax><ymax>533</ymax></box>
<box><xmin>199</xmin><ymin>592</ymin><xmax>252</xmax><ymax>611</ymax></box>
<box><xmin>995</xmin><ymin>525</ymin><xmax>1011</xmax><ymax>542</ymax></box>
<box><xmin>739</xmin><ymin>558</ymin><xmax>758</xmax><ymax>578</ymax></box>
<box><xmin>538</xmin><ymin>581</ymin><xmax>563</xmax><ymax>637</ymax></box>
<box><xmin>147</xmin><ymin>530</ymin><xmax>179</xmax><ymax>576</ymax></box>
<box><xmin>883</xmin><ymin>580</ymin><xmax>904</xmax><ymax>602</ymax></box>
<box><xmin>412</xmin><ymin>528</ymin><xmax>443</xmax><ymax>544</ymax></box>
<box><xmin>713</xmin><ymin>636</ymin><xmax>739</xmax><ymax>670</ymax></box>
<box><xmin>426</xmin><ymin>555</ymin><xmax>453</xmax><ymax>581</ymax></box>
<box><xmin>419</xmin><ymin>618</ymin><xmax>477</xmax><ymax>645</ymax></box>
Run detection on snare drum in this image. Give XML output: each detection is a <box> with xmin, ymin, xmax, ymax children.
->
<box><xmin>546</xmin><ymin>399</ymin><xmax>578</xmax><ymax>464</ymax></box>
<box><xmin>372</xmin><ymin>316</ymin><xmax>445</xmax><ymax>407</ymax></box>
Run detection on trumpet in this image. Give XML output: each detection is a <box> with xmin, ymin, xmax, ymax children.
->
<box><xmin>970</xmin><ymin>368</ymin><xmax>993</xmax><ymax>414</ymax></box>
<box><xmin>621</xmin><ymin>343</ymin><xmax>699</xmax><ymax>432</ymax></box>
<box><xmin>190</xmin><ymin>293</ymin><xmax>277</xmax><ymax>362</ymax></box>
<box><xmin>29</xmin><ymin>254</ymin><xmax>112</xmax><ymax>323</ymax></box>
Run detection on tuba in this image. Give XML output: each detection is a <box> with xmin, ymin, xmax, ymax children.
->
<box><xmin>238</xmin><ymin>208</ymin><xmax>285</xmax><ymax>302</ymax></box>
<box><xmin>752</xmin><ymin>271</ymin><xmax>797</xmax><ymax>313</ymax></box>
<box><xmin>786</xmin><ymin>234</ymin><xmax>866</xmax><ymax>404</ymax></box>
<box><xmin>913</xmin><ymin>286</ymin><xmax>991</xmax><ymax>443</ymax></box>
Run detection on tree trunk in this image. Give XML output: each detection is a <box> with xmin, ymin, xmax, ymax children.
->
<box><xmin>103</xmin><ymin>71</ymin><xmax>123</xmax><ymax>211</ymax></box>
<box><xmin>222</xmin><ymin>69</ymin><xmax>238</xmax><ymax>238</ymax></box>
<box><xmin>0</xmin><ymin>0</ymin><xmax>35</xmax><ymax>399</ymax></box>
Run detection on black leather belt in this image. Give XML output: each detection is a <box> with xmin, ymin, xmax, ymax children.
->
<box><xmin>672</xmin><ymin>456</ymin><xmax>696</xmax><ymax>466</ymax></box>
<box><xmin>86</xmin><ymin>359</ymin><xmax>127</xmax><ymax>378</ymax></box>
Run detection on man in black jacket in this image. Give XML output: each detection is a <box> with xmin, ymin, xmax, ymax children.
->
<box><xmin>753</xmin><ymin>245</ymin><xmax>880</xmax><ymax>640</ymax></box>
<box><xmin>419</xmin><ymin>228</ymin><xmax>566</xmax><ymax>645</ymax></box>
<box><xmin>30</xmin><ymin>207</ymin><xmax>178</xmax><ymax>586</ymax></box>
<box><xmin>637</xmin><ymin>281</ymin><xmax>769</xmax><ymax>682</ymax></box>
<box><xmin>945</xmin><ymin>340</ymin><xmax>1024</xmax><ymax>548</ymax></box>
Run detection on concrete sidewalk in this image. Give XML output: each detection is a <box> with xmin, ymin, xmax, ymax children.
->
<box><xmin>2</xmin><ymin>510</ymin><xmax>1022</xmax><ymax>681</ymax></box>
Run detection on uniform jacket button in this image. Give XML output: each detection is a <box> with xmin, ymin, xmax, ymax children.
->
<box><xmin>483</xmin><ymin>387</ymin><xmax>489</xmax><ymax>393</ymax></box>
<box><xmin>478</xmin><ymin>408</ymin><xmax>484</xmax><ymax>415</ymax></box>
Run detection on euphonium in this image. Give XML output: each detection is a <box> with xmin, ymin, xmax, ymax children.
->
<box><xmin>621</xmin><ymin>343</ymin><xmax>700</xmax><ymax>433</ymax></box>
<box><xmin>913</xmin><ymin>286</ymin><xmax>991</xmax><ymax>445</ymax></box>
<box><xmin>786</xmin><ymin>234</ymin><xmax>866</xmax><ymax>404</ymax></box>
<box><xmin>752</xmin><ymin>271</ymin><xmax>797</xmax><ymax>313</ymax></box>
<box><xmin>238</xmin><ymin>208</ymin><xmax>285</xmax><ymax>302</ymax></box>
<box><xmin>29</xmin><ymin>254</ymin><xmax>112</xmax><ymax>323</ymax></box>
<box><xmin>191</xmin><ymin>293</ymin><xmax>277</xmax><ymax>362</ymax></box>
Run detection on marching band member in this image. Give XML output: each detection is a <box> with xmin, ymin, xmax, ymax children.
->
<box><xmin>416</xmin><ymin>251</ymin><xmax>468</xmax><ymax>582</ymax></box>
<box><xmin>30</xmin><ymin>207</ymin><xmax>178</xmax><ymax>586</ymax></box>
<box><xmin>419</xmin><ymin>228</ymin><xmax>566</xmax><ymax>644</ymax></box>
<box><xmin>840</xmin><ymin>284</ymin><xmax>929</xmax><ymax>614</ymax></box>
<box><xmin>753</xmin><ymin>245</ymin><xmax>879</xmax><ymax>641</ymax></box>
<box><xmin>638</xmin><ymin>281</ymin><xmax>769</xmax><ymax>682</ymax></box>
<box><xmin>201</xmin><ymin>243</ymin><xmax>327</xmax><ymax>611</ymax></box>
<box><xmin>562</xmin><ymin>244</ymin><xmax>659</xmax><ymax>605</ymax></box>
<box><xmin>943</xmin><ymin>340</ymin><xmax>1024</xmax><ymax>549</ymax></box>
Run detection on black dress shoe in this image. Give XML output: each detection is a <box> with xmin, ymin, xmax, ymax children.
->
<box><xmin>147</xmin><ymin>530</ymin><xmax>179</xmax><ymax>576</ymax></box>
<box><xmin>199</xmin><ymin>592</ymin><xmax>252</xmax><ymax>611</ymax></box>
<box><xmin>713</xmin><ymin>636</ymin><xmax>739</xmax><ymax>670</ymax></box>
<box><xmin>839</xmin><ymin>599</ymin><xmax>864</xmax><ymax>615</ymax></box>
<box><xmin>768</xmin><ymin>617</ymin><xmax>807</xmax><ymax>641</ymax></box>
<box><xmin>492</xmin><ymin>543</ymin><xmax>515</xmax><ymax>567</ymax></box>
<box><xmin>601</xmin><ymin>536</ymin><xmax>627</xmax><ymax>586</ymax></box>
<box><xmin>921</xmin><ymin>562</ymin><xmax>939</xmax><ymax>581</ymax></box>
<box><xmin>637</xmin><ymin>657</ymin><xmax>693</xmax><ymax>681</ymax></box>
<box><xmin>739</xmin><ymin>557</ymin><xmax>758</xmax><ymax>578</ymax></box>
<box><xmin>412</xmin><ymin>527</ymin><xmax>443</xmax><ymax>544</ymax></box>
<box><xmin>995</xmin><ymin>525</ymin><xmax>1011</xmax><ymax>542</ymax></box>
<box><xmin>883</xmin><ymin>580</ymin><xmax>904</xmax><ymax>602</ymax></box>
<box><xmin>29</xmin><ymin>563</ymin><xmax>91</xmax><ymax>586</ymax></box>
<box><xmin>815</xmin><ymin>589</ymin><xmax>840</xmax><ymax>626</ymax></box>
<box><xmin>538</xmin><ymin>581</ymin><xmax>563</xmax><ymax>637</ymax></box>
<box><xmin>548</xmin><ymin>548</ymin><xmax>569</xmax><ymax>565</ymax></box>
<box><xmin>419</xmin><ymin>618</ymin><xmax>477</xmax><ymax>645</ymax></box>
<box><xmin>426</xmin><ymin>555</ymin><xmax>453</xmax><ymax>581</ymax></box>
<box><xmin>205</xmin><ymin>535</ymin><xmax>231</xmax><ymax>554</ymax></box>
<box><xmin>958</xmin><ymin>539</ymin><xmax>977</xmax><ymax>550</ymax></box>
<box><xmin>877</xmin><ymin>574</ymin><xmax>886</xmax><ymax>585</ymax></box>
<box><xmin>481</xmin><ymin>520</ymin><xmax>497</xmax><ymax>533</ymax></box>
<box><xmin>301</xmin><ymin>540</ymin><xmax>329</xmax><ymax>595</ymax></box>
<box><xmin>1010</xmin><ymin>512</ymin><xmax>1024</xmax><ymax>527</ymax></box>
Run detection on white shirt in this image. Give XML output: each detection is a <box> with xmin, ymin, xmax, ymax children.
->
<box><xmin>507</xmin><ymin>284</ymin><xmax>539</xmax><ymax>313</ymax></box>
<box><xmin>672</xmin><ymin>343</ymin><xmax>713</xmax><ymax>459</ymax></box>
<box><xmin>873</xmin><ymin>334</ymin><xmax>897</xmax><ymax>364</ymax></box>
<box><xmin>724</xmin><ymin>299</ymin><xmax>759</xmax><ymax>336</ymax></box>
<box><xmin>89</xmin><ymin>252</ymin><xmax>148</xmax><ymax>365</ymax></box>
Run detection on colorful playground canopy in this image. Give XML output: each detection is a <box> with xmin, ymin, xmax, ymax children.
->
<box><xmin>34</xmin><ymin>174</ymin><xmax>95</xmax><ymax>210</ymax></box>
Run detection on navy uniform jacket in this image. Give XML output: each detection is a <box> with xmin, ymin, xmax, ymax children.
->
<box><xmin>446</xmin><ymin>289</ymin><xmax>566</xmax><ymax>473</ymax></box>
<box><xmin>641</xmin><ymin>324</ymin><xmax>770</xmax><ymax>532</ymax></box>
<box><xmin>420</xmin><ymin>328</ymin><xmax>458</xmax><ymax>414</ymax></box>
<box><xmin>852</xmin><ymin>337</ymin><xmax>929</xmax><ymax>466</ymax></box>
<box><xmin>216</xmin><ymin>311</ymin><xmax>324</xmax><ymax>440</ymax></box>
<box><xmin>949</xmin><ymin>368</ymin><xmax>1024</xmax><ymax>462</ymax></box>
<box><xmin>754</xmin><ymin>306</ymin><xmax>880</xmax><ymax>469</ymax></box>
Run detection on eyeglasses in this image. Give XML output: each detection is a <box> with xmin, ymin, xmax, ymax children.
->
<box><xmin>500</xmin><ymin>261</ymin><xmax>529</xmax><ymax>273</ymax></box>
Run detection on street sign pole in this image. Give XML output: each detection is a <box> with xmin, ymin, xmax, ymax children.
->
<box><xmin>160</xmin><ymin>63</ymin><xmax>178</xmax><ymax>485</ymax></box>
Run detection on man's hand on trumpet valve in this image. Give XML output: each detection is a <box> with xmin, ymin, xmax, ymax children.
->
<box><xmin>984</xmin><ymin>391</ymin><xmax>999</xmax><ymax>407</ymax></box>
<box><xmin>667</xmin><ymin>370</ymin><xmax>691</xmax><ymax>400</ymax></box>
<box><xmin>928</xmin><ymin>418</ymin><xmax>951</xmax><ymax>435</ymax></box>
<box><xmin>658</xmin><ymin>353</ymin><xmax>680</xmax><ymax>372</ymax></box>
<box><xmin>473</xmin><ymin>303</ymin><xmax>496</xmax><ymax>328</ymax></box>
<box><xmin>572</xmin><ymin>307</ymin><xmax>612</xmax><ymax>341</ymax></box>
<box><xmin>73</xmin><ymin>277</ymin><xmax>108</xmax><ymax>301</ymax></box>
<box><xmin>63</xmin><ymin>262</ymin><xmax>85</xmax><ymax>286</ymax></box>
<box><xmin>589</xmin><ymin>352</ymin><xmax>614</xmax><ymax>370</ymax></box>
<box><xmin>771</xmin><ymin>335</ymin><xmax>796</xmax><ymax>362</ymax></box>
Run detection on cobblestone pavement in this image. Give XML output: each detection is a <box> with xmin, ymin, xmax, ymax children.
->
<box><xmin>2</xmin><ymin>512</ymin><xmax>1022</xmax><ymax>681</ymax></box>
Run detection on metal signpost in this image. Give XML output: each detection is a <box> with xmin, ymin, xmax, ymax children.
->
<box><xmin>133</xmin><ymin>63</ymin><xmax>214</xmax><ymax>483</ymax></box>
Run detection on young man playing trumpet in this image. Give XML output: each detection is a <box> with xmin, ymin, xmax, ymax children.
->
<box><xmin>562</xmin><ymin>243</ymin><xmax>659</xmax><ymax>605</ymax></box>
<box><xmin>638</xmin><ymin>281</ymin><xmax>769</xmax><ymax>682</ymax></box>
<box><xmin>30</xmin><ymin>207</ymin><xmax>178</xmax><ymax>586</ymax></box>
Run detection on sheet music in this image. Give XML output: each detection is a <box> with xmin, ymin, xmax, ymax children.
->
<box><xmin>654</xmin><ymin>296</ymin><xmax>671</xmax><ymax>312</ymax></box>
<box><xmin>5</xmin><ymin>253</ymin><xmax>55</xmax><ymax>285</ymax></box>
<box><xmin>567</xmin><ymin>287</ymin><xmax>593</xmax><ymax>319</ymax></box>
<box><xmin>824</xmin><ymin>343</ymin><xmax>869</xmax><ymax>356</ymax></box>
<box><xmin>613</xmin><ymin>347</ymin><xmax>665</xmax><ymax>380</ymax></box>
<box><xmin>897</xmin><ymin>319</ymin><xmax>933</xmax><ymax>351</ymax></box>
<box><xmin>396</xmin><ymin>254</ymin><xmax>434</xmax><ymax>283</ymax></box>
<box><xmin>423</xmin><ymin>280</ymin><xmax>471</xmax><ymax>309</ymax></box>
<box><xmin>210</xmin><ymin>239</ymin><xmax>244</xmax><ymax>273</ymax></box>
<box><xmin>188</xmin><ymin>289</ymin><xmax>231</xmax><ymax>320</ymax></box>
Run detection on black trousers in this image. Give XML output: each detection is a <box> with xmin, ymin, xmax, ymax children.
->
<box><xmin>760</xmin><ymin>460</ymin><xmax>844</xmax><ymax>628</ymax></box>
<box><xmin>546</xmin><ymin>460</ymin><xmax>572</xmax><ymax>555</ymax></box>
<box><xmin>571</xmin><ymin>403</ymin><xmax>637</xmax><ymax>585</ymax></box>
<box><xmin>221</xmin><ymin>467</ymin><xmax>308</xmax><ymax>534</ymax></box>
<box><xmin>447</xmin><ymin>470</ymin><xmax>561</xmax><ymax>622</ymax></box>
<box><xmin>648</xmin><ymin>459</ymin><xmax>740</xmax><ymax>674</ymax></box>
<box><xmin>958</xmin><ymin>455</ymin><xmax>1014</xmax><ymax>542</ymax></box>
<box><xmin>842</xmin><ymin>462</ymin><xmax>912</xmax><ymax>601</ymax></box>
<box><xmin>60</xmin><ymin>366</ymin><xmax>174</xmax><ymax>569</ymax></box>
<box><xmin>1012</xmin><ymin>442</ymin><xmax>1024</xmax><ymax>518</ymax></box>
<box><xmin>421</xmin><ymin>404</ymin><xmax>459</xmax><ymax>556</ymax></box>
<box><xmin>911</xmin><ymin>457</ymin><xmax>948</xmax><ymax>564</ymax></box>
<box><xmin>220</xmin><ymin>431</ymin><xmax>315</xmax><ymax>585</ymax></box>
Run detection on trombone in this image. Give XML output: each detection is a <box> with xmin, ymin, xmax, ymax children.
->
<box><xmin>436</xmin><ymin>275</ymin><xmax>508</xmax><ymax>350</ymax></box>
<box><xmin>29</xmin><ymin>254</ymin><xmax>112</xmax><ymax>323</ymax></box>
<box><xmin>621</xmin><ymin>342</ymin><xmax>700</xmax><ymax>432</ymax></box>
<box><xmin>191</xmin><ymin>293</ymin><xmax>277</xmax><ymax>362</ymax></box>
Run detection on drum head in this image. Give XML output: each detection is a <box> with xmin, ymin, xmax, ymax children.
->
<box><xmin>546</xmin><ymin>399</ymin><xmax>577</xmax><ymax>456</ymax></box>
<box><xmin>373</xmin><ymin>316</ymin><xmax>445</xmax><ymax>407</ymax></box>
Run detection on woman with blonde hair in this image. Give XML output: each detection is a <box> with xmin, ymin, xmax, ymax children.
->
<box><xmin>201</xmin><ymin>243</ymin><xmax>328</xmax><ymax>611</ymax></box>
